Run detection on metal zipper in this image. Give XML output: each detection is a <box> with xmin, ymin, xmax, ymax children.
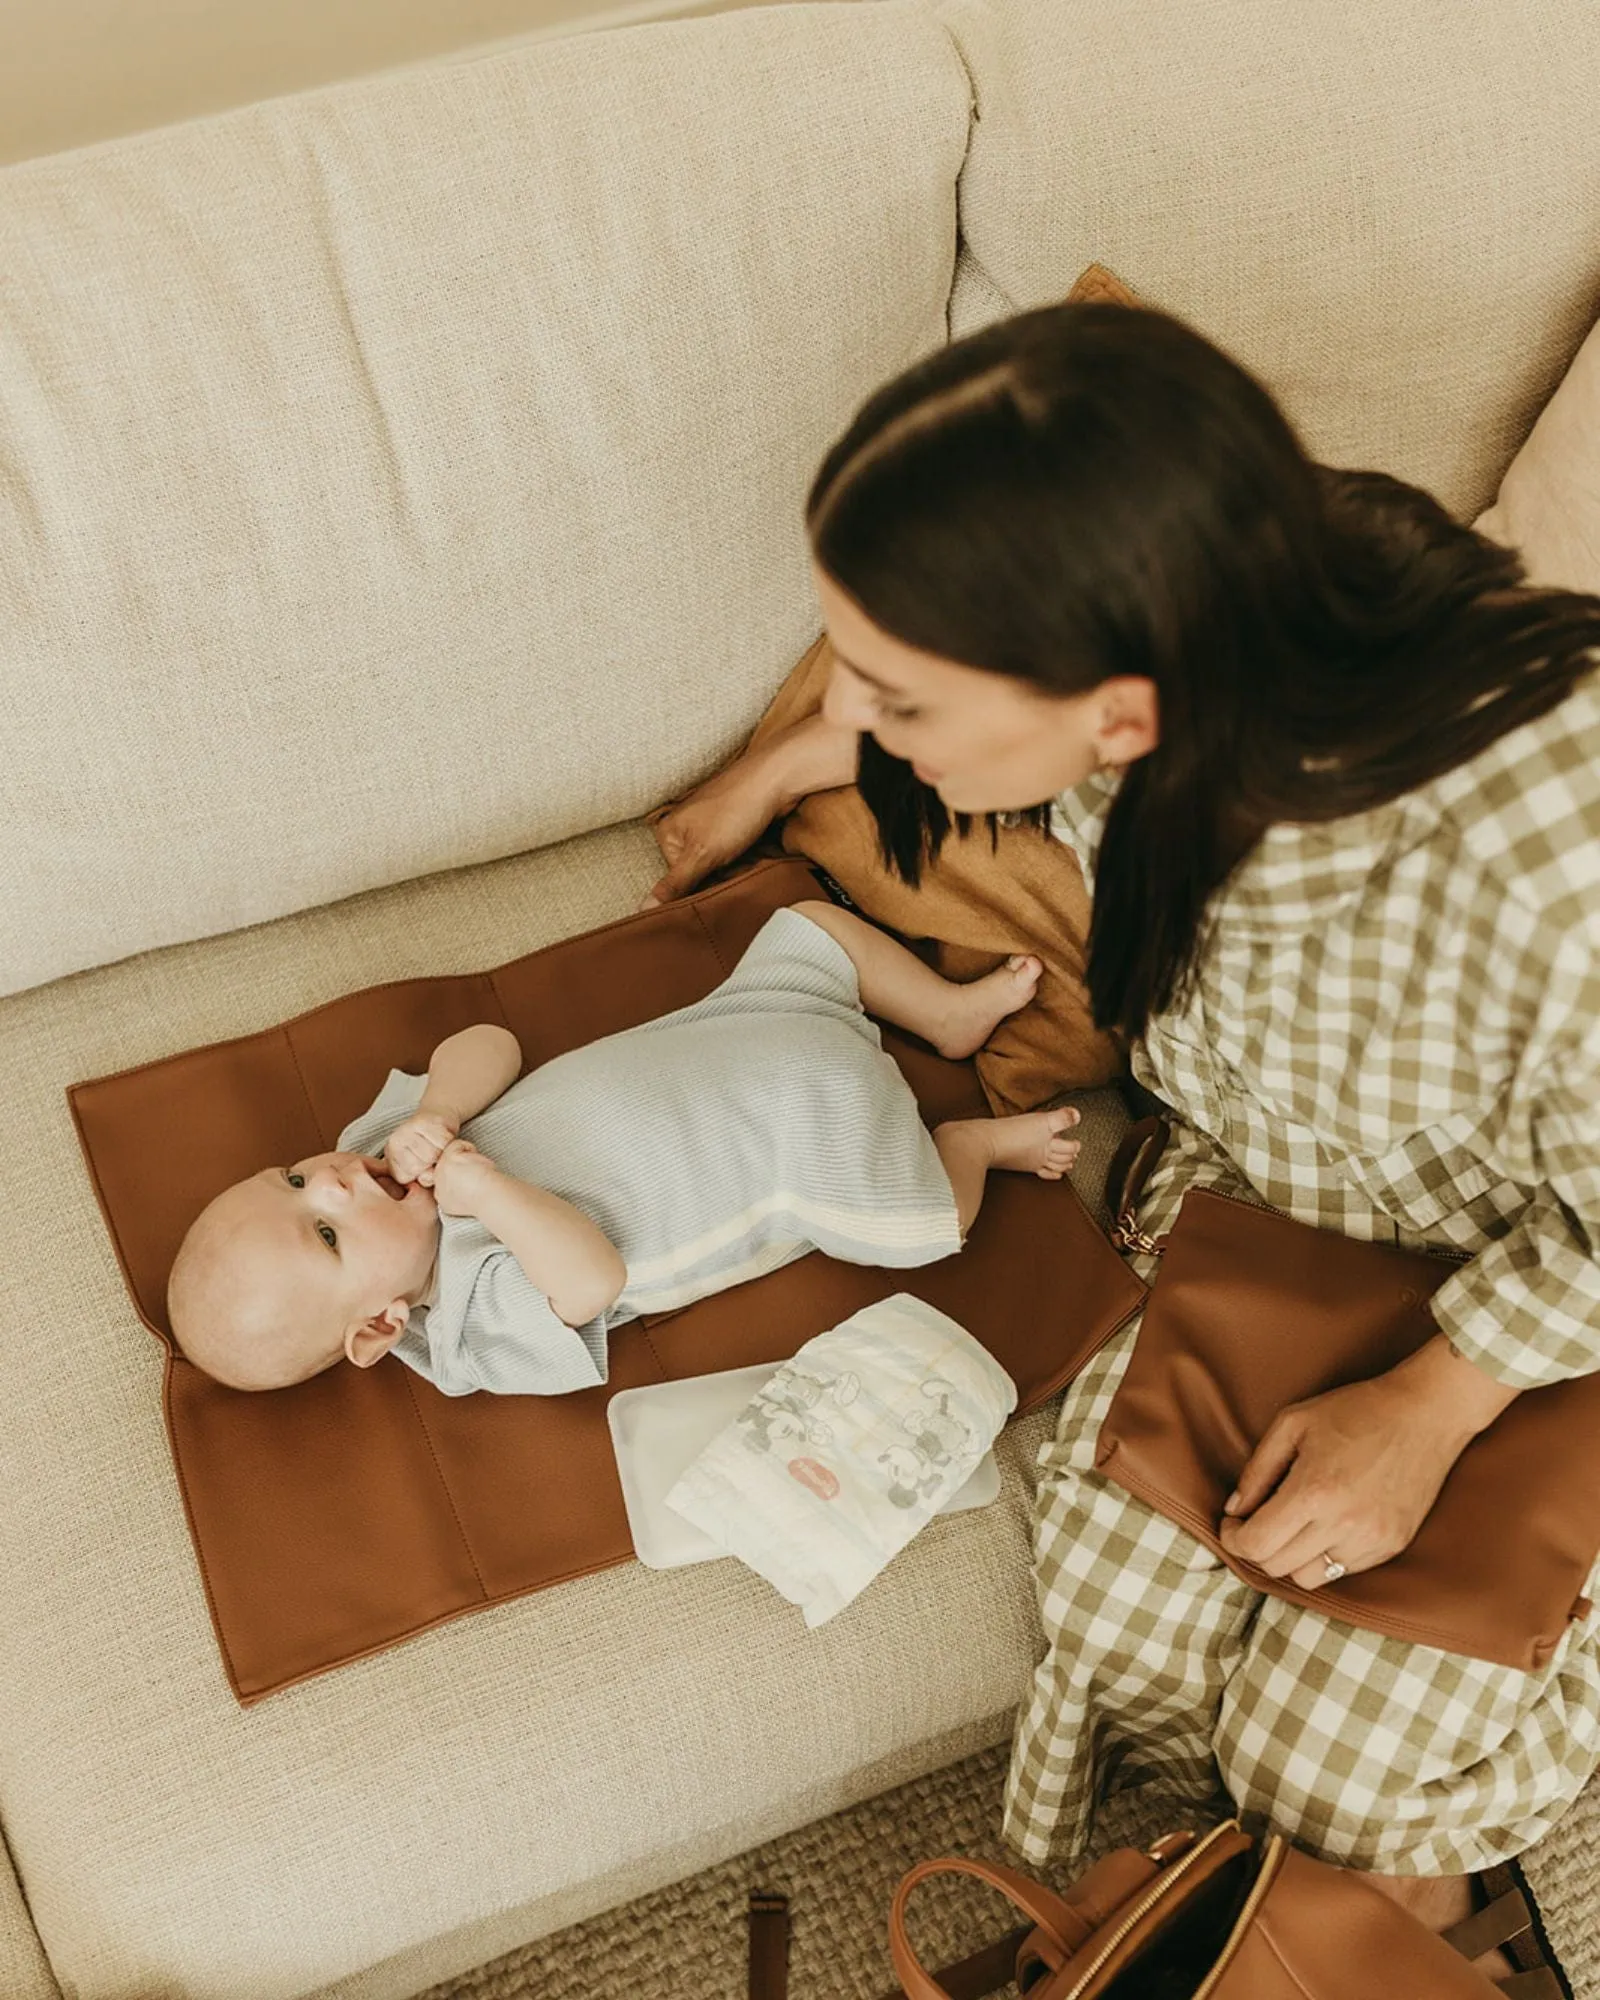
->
<box><xmin>1058</xmin><ymin>1820</ymin><xmax>1243</xmax><ymax>2000</ymax></box>
<box><xmin>1190</xmin><ymin>1833</ymin><xmax>1287</xmax><ymax>1999</ymax></box>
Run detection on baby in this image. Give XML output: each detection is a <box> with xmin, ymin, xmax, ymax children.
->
<box><xmin>167</xmin><ymin>901</ymin><xmax>1082</xmax><ymax>1394</ymax></box>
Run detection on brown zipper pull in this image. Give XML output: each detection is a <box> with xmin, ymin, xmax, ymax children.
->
<box><xmin>1110</xmin><ymin>1210</ymin><xmax>1166</xmax><ymax>1257</ymax></box>
<box><xmin>1105</xmin><ymin>1115</ymin><xmax>1171</xmax><ymax>1254</ymax></box>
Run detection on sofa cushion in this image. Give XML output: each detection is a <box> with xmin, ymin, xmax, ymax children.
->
<box><xmin>0</xmin><ymin>1852</ymin><xmax>54</xmax><ymax>2000</ymax></box>
<box><xmin>0</xmin><ymin>0</ymin><xmax>971</xmax><ymax>999</ymax></box>
<box><xmin>936</xmin><ymin>0</ymin><xmax>1600</xmax><ymax>521</ymax></box>
<box><xmin>0</xmin><ymin>815</ymin><xmax>1093</xmax><ymax>1999</ymax></box>
<box><xmin>1475</xmin><ymin>310</ymin><xmax>1600</xmax><ymax>595</ymax></box>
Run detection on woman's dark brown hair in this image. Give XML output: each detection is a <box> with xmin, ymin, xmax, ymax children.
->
<box><xmin>804</xmin><ymin>301</ymin><xmax>1600</xmax><ymax>1040</ymax></box>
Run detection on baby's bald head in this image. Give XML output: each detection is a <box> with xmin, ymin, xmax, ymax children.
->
<box><xmin>167</xmin><ymin>1154</ymin><xmax>439</xmax><ymax>1391</ymax></box>
<box><xmin>167</xmin><ymin>1185</ymin><xmax>347</xmax><ymax>1390</ymax></box>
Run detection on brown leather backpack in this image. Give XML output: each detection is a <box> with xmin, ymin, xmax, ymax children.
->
<box><xmin>886</xmin><ymin>1821</ymin><xmax>1552</xmax><ymax>1998</ymax></box>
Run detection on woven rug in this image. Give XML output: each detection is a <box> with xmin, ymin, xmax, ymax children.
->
<box><xmin>419</xmin><ymin>1731</ymin><xmax>1597</xmax><ymax>1998</ymax></box>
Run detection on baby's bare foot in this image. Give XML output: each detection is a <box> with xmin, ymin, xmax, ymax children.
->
<box><xmin>935</xmin><ymin>955</ymin><xmax>1043</xmax><ymax>1060</ymax></box>
<box><xmin>985</xmin><ymin>1106</ymin><xmax>1082</xmax><ymax>1180</ymax></box>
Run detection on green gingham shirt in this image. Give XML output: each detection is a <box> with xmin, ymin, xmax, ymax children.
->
<box><xmin>1052</xmin><ymin>670</ymin><xmax>1600</xmax><ymax>1392</ymax></box>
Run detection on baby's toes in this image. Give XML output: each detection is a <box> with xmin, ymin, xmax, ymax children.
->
<box><xmin>1036</xmin><ymin>1138</ymin><xmax>1081</xmax><ymax>1180</ymax></box>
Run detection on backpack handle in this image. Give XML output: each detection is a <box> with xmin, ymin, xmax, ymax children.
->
<box><xmin>887</xmin><ymin>1846</ymin><xmax>1178</xmax><ymax>1998</ymax></box>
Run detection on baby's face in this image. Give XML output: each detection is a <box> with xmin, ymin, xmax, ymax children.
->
<box><xmin>243</xmin><ymin>1149</ymin><xmax>439</xmax><ymax>1293</ymax></box>
<box><xmin>215</xmin><ymin>1151</ymin><xmax>440</xmax><ymax>1380</ymax></box>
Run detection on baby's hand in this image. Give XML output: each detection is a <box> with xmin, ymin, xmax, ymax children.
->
<box><xmin>385</xmin><ymin>1112</ymin><xmax>459</xmax><ymax>1186</ymax></box>
<box><xmin>427</xmin><ymin>1137</ymin><xmax>500</xmax><ymax>1217</ymax></box>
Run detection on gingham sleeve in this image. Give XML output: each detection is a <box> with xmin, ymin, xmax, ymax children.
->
<box><xmin>1428</xmin><ymin>996</ymin><xmax>1600</xmax><ymax>1389</ymax></box>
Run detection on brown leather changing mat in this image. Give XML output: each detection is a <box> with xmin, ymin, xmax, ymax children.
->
<box><xmin>69</xmin><ymin>858</ymin><xmax>1146</xmax><ymax>1703</ymax></box>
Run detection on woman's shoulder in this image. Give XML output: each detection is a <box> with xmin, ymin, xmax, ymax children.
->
<box><xmin>1432</xmin><ymin>666</ymin><xmax>1600</xmax><ymax>944</ymax></box>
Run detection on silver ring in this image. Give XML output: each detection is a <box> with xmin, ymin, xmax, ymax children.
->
<box><xmin>1321</xmin><ymin>1553</ymin><xmax>1348</xmax><ymax>1585</ymax></box>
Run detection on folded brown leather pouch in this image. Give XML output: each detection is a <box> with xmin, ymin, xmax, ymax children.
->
<box><xmin>70</xmin><ymin>858</ymin><xmax>1145</xmax><ymax>1703</ymax></box>
<box><xmin>1094</xmin><ymin>1118</ymin><xmax>1600</xmax><ymax>1670</ymax></box>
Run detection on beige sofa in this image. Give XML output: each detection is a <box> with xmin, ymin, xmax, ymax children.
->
<box><xmin>2</xmin><ymin>1</ymin><xmax>1598</xmax><ymax>1993</ymax></box>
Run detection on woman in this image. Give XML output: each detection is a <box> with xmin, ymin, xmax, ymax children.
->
<box><xmin>647</xmin><ymin>300</ymin><xmax>1600</xmax><ymax>1962</ymax></box>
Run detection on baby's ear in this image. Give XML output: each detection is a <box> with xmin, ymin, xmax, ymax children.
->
<box><xmin>345</xmin><ymin>1304</ymin><xmax>406</xmax><ymax>1370</ymax></box>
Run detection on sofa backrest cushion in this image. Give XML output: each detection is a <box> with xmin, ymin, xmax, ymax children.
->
<box><xmin>1475</xmin><ymin>309</ymin><xmax>1600</xmax><ymax>595</ymax></box>
<box><xmin>0</xmin><ymin>3</ymin><xmax>970</xmax><ymax>997</ymax></box>
<box><xmin>937</xmin><ymin>0</ymin><xmax>1600</xmax><ymax>523</ymax></box>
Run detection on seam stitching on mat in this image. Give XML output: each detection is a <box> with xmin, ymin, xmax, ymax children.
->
<box><xmin>400</xmin><ymin>1366</ymin><xmax>489</xmax><ymax>1599</ymax></box>
<box><xmin>637</xmin><ymin>1323</ymin><xmax>670</xmax><ymax>1381</ymax></box>
<box><xmin>239</xmin><ymin>1546</ymin><xmax>640</xmax><ymax>1700</ymax></box>
<box><xmin>281</xmin><ymin>1020</ymin><xmax>323</xmax><ymax>1145</ymax></box>
<box><xmin>688</xmin><ymin>897</ymin><xmax>735</xmax><ymax>977</ymax></box>
<box><xmin>483</xmin><ymin>968</ymin><xmax>516</xmax><ymax>1035</ymax></box>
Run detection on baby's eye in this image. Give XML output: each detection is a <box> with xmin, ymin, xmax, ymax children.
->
<box><xmin>286</xmin><ymin>1171</ymin><xmax>305</xmax><ymax>1189</ymax></box>
<box><xmin>317</xmin><ymin>1222</ymin><xmax>337</xmax><ymax>1251</ymax></box>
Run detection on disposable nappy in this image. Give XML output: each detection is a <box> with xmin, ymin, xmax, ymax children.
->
<box><xmin>663</xmin><ymin>1293</ymin><xmax>1018</xmax><ymax>1627</ymax></box>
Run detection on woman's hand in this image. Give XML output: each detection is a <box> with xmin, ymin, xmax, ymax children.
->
<box><xmin>642</xmin><ymin>754</ymin><xmax>788</xmax><ymax>909</ymax></box>
<box><xmin>1217</xmin><ymin>1335</ymin><xmax>1519</xmax><ymax>1590</ymax></box>
<box><xmin>641</xmin><ymin>712</ymin><xmax>861</xmax><ymax>908</ymax></box>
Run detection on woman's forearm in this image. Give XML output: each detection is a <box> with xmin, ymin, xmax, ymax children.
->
<box><xmin>1387</xmin><ymin>1331</ymin><xmax>1521</xmax><ymax>1445</ymax></box>
<box><xmin>757</xmin><ymin>712</ymin><xmax>859</xmax><ymax>814</ymax></box>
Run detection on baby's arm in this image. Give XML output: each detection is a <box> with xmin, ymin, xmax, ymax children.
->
<box><xmin>386</xmin><ymin>1026</ymin><xmax>522</xmax><ymax>1184</ymax></box>
<box><xmin>421</xmin><ymin>1024</ymin><xmax>520</xmax><ymax>1127</ymax></box>
<box><xmin>431</xmin><ymin>1139</ymin><xmax>626</xmax><ymax>1330</ymax></box>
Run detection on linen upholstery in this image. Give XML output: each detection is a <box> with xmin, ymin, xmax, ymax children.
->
<box><xmin>947</xmin><ymin>239</ymin><xmax>1016</xmax><ymax>346</ymax></box>
<box><xmin>300</xmin><ymin>1711</ymin><xmax>1023</xmax><ymax>2000</ymax></box>
<box><xmin>0</xmin><ymin>0</ymin><xmax>971</xmax><ymax>999</ymax></box>
<box><xmin>0</xmin><ymin>817</ymin><xmax>1083</xmax><ymax>1999</ymax></box>
<box><xmin>1476</xmin><ymin>310</ymin><xmax>1600</xmax><ymax>595</ymax></box>
<box><xmin>936</xmin><ymin>0</ymin><xmax>1600</xmax><ymax>520</ymax></box>
<box><xmin>0</xmin><ymin>1839</ymin><xmax>55</xmax><ymax>2000</ymax></box>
